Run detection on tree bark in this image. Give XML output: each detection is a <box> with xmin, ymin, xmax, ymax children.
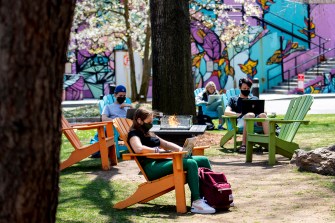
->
<box><xmin>124</xmin><ymin>0</ymin><xmax>138</xmax><ymax>101</ymax></box>
<box><xmin>0</xmin><ymin>1</ymin><xmax>75</xmax><ymax>222</ymax></box>
<box><xmin>139</xmin><ymin>19</ymin><xmax>152</xmax><ymax>102</ymax></box>
<box><xmin>150</xmin><ymin>0</ymin><xmax>196</xmax><ymax>116</ymax></box>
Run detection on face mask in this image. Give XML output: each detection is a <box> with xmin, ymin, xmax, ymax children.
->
<box><xmin>116</xmin><ymin>97</ymin><xmax>126</xmax><ymax>104</ymax></box>
<box><xmin>241</xmin><ymin>90</ymin><xmax>250</xmax><ymax>97</ymax></box>
<box><xmin>142</xmin><ymin>122</ymin><xmax>153</xmax><ymax>132</ymax></box>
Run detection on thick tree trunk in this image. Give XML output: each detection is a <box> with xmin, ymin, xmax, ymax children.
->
<box><xmin>150</xmin><ymin>0</ymin><xmax>196</xmax><ymax>116</ymax></box>
<box><xmin>0</xmin><ymin>1</ymin><xmax>75</xmax><ymax>222</ymax></box>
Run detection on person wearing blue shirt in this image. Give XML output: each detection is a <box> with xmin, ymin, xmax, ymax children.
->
<box><xmin>101</xmin><ymin>85</ymin><xmax>133</xmax><ymax>121</ymax></box>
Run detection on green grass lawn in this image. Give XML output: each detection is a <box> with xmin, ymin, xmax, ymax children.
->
<box><xmin>57</xmin><ymin>114</ymin><xmax>335</xmax><ymax>222</ymax></box>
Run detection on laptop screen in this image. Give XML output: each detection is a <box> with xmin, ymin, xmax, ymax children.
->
<box><xmin>241</xmin><ymin>100</ymin><xmax>265</xmax><ymax>115</ymax></box>
<box><xmin>126</xmin><ymin>108</ymin><xmax>137</xmax><ymax>120</ymax></box>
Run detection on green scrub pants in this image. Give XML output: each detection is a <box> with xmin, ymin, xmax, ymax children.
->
<box><xmin>142</xmin><ymin>156</ymin><xmax>211</xmax><ymax>201</ymax></box>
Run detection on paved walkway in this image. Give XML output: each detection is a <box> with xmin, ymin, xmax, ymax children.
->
<box><xmin>62</xmin><ymin>93</ymin><xmax>335</xmax><ymax>114</ymax></box>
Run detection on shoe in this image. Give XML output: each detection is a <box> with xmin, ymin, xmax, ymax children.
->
<box><xmin>191</xmin><ymin>198</ymin><xmax>216</xmax><ymax>214</ymax></box>
<box><xmin>217</xmin><ymin>124</ymin><xmax>226</xmax><ymax>130</ymax></box>
<box><xmin>237</xmin><ymin>145</ymin><xmax>246</xmax><ymax>154</ymax></box>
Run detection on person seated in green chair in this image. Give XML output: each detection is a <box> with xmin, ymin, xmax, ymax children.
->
<box><xmin>101</xmin><ymin>85</ymin><xmax>133</xmax><ymax>121</ymax></box>
<box><xmin>195</xmin><ymin>81</ymin><xmax>225</xmax><ymax>130</ymax></box>
<box><xmin>224</xmin><ymin>78</ymin><xmax>269</xmax><ymax>153</ymax></box>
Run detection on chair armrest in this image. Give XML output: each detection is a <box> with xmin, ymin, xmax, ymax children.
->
<box><xmin>193</xmin><ymin>145</ymin><xmax>210</xmax><ymax>156</ymax></box>
<box><xmin>122</xmin><ymin>151</ymin><xmax>187</xmax><ymax>160</ymax></box>
<box><xmin>68</xmin><ymin>121</ymin><xmax>112</xmax><ymax>127</ymax></box>
<box><xmin>194</xmin><ymin>145</ymin><xmax>210</xmax><ymax>149</ymax></box>
<box><xmin>244</xmin><ymin>118</ymin><xmax>310</xmax><ymax>134</ymax></box>
<box><xmin>62</xmin><ymin>123</ymin><xmax>107</xmax><ymax>131</ymax></box>
<box><xmin>244</xmin><ymin>118</ymin><xmax>309</xmax><ymax>125</ymax></box>
<box><xmin>66</xmin><ymin>121</ymin><xmax>114</xmax><ymax>137</ymax></box>
<box><xmin>196</xmin><ymin>102</ymin><xmax>208</xmax><ymax>106</ymax></box>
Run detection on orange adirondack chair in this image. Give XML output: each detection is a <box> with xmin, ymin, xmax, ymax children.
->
<box><xmin>112</xmin><ymin>118</ymin><xmax>208</xmax><ymax>213</ymax></box>
<box><xmin>61</xmin><ymin>116</ymin><xmax>117</xmax><ymax>171</ymax></box>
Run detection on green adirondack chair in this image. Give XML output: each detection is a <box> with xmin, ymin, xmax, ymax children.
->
<box><xmin>219</xmin><ymin>88</ymin><xmax>264</xmax><ymax>150</ymax></box>
<box><xmin>244</xmin><ymin>95</ymin><xmax>314</xmax><ymax>165</ymax></box>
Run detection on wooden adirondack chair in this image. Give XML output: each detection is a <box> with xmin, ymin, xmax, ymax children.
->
<box><xmin>245</xmin><ymin>95</ymin><xmax>314</xmax><ymax>165</ymax></box>
<box><xmin>61</xmin><ymin>116</ymin><xmax>117</xmax><ymax>171</ymax></box>
<box><xmin>112</xmin><ymin>118</ymin><xmax>208</xmax><ymax>213</ymax></box>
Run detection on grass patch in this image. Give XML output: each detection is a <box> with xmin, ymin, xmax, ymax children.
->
<box><xmin>58</xmin><ymin>112</ymin><xmax>335</xmax><ymax>222</ymax></box>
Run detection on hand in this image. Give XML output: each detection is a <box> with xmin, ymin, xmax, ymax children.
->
<box><xmin>120</xmin><ymin>103</ymin><xmax>132</xmax><ymax>109</ymax></box>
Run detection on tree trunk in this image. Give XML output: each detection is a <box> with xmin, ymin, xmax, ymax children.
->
<box><xmin>124</xmin><ymin>0</ymin><xmax>138</xmax><ymax>101</ymax></box>
<box><xmin>150</xmin><ymin>0</ymin><xmax>196</xmax><ymax>116</ymax></box>
<box><xmin>0</xmin><ymin>1</ymin><xmax>75</xmax><ymax>222</ymax></box>
<box><xmin>139</xmin><ymin>19</ymin><xmax>152</xmax><ymax>102</ymax></box>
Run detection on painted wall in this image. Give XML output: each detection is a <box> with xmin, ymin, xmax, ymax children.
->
<box><xmin>191</xmin><ymin>0</ymin><xmax>335</xmax><ymax>94</ymax></box>
<box><xmin>64</xmin><ymin>1</ymin><xmax>335</xmax><ymax>100</ymax></box>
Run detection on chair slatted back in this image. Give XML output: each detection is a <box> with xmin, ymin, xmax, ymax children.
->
<box><xmin>194</xmin><ymin>88</ymin><xmax>204</xmax><ymax>105</ymax></box>
<box><xmin>279</xmin><ymin>95</ymin><xmax>314</xmax><ymax>142</ymax></box>
<box><xmin>194</xmin><ymin>88</ymin><xmax>204</xmax><ymax>95</ymax></box>
<box><xmin>225</xmin><ymin>88</ymin><xmax>240</xmax><ymax>100</ymax></box>
<box><xmin>61</xmin><ymin>116</ymin><xmax>82</xmax><ymax>149</ymax></box>
<box><xmin>113</xmin><ymin>118</ymin><xmax>150</xmax><ymax>181</ymax></box>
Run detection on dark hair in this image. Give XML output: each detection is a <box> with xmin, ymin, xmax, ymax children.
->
<box><xmin>238</xmin><ymin>78</ymin><xmax>252</xmax><ymax>88</ymax></box>
<box><xmin>131</xmin><ymin>108</ymin><xmax>154</xmax><ymax>136</ymax></box>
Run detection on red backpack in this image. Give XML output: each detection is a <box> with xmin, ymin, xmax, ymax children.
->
<box><xmin>198</xmin><ymin>167</ymin><xmax>234</xmax><ymax>209</ymax></box>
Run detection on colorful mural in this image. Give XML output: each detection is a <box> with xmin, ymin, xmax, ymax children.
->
<box><xmin>191</xmin><ymin>0</ymin><xmax>335</xmax><ymax>94</ymax></box>
<box><xmin>65</xmin><ymin>1</ymin><xmax>335</xmax><ymax>100</ymax></box>
<box><xmin>298</xmin><ymin>17</ymin><xmax>316</xmax><ymax>39</ymax></box>
<box><xmin>64</xmin><ymin>49</ymin><xmax>115</xmax><ymax>100</ymax></box>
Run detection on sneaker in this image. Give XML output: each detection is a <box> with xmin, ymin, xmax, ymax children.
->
<box><xmin>217</xmin><ymin>124</ymin><xmax>226</xmax><ymax>130</ymax></box>
<box><xmin>191</xmin><ymin>198</ymin><xmax>216</xmax><ymax>214</ymax></box>
<box><xmin>237</xmin><ymin>145</ymin><xmax>246</xmax><ymax>154</ymax></box>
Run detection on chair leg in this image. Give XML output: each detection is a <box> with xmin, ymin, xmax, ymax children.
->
<box><xmin>246</xmin><ymin>141</ymin><xmax>253</xmax><ymax>162</ymax></box>
<box><xmin>109</xmin><ymin>145</ymin><xmax>117</xmax><ymax>166</ymax></box>
<box><xmin>220</xmin><ymin>130</ymin><xmax>234</xmax><ymax>147</ymax></box>
<box><xmin>268</xmin><ymin>141</ymin><xmax>276</xmax><ymax>165</ymax></box>
<box><xmin>97</xmin><ymin>128</ymin><xmax>110</xmax><ymax>170</ymax></box>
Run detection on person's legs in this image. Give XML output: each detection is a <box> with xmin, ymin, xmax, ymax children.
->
<box><xmin>192</xmin><ymin>155</ymin><xmax>211</xmax><ymax>169</ymax></box>
<box><xmin>257</xmin><ymin>113</ymin><xmax>269</xmax><ymax>134</ymax></box>
<box><xmin>143</xmin><ymin>156</ymin><xmax>210</xmax><ymax>201</ymax></box>
<box><xmin>216</xmin><ymin>105</ymin><xmax>223</xmax><ymax>125</ymax></box>
<box><xmin>242</xmin><ymin>113</ymin><xmax>255</xmax><ymax>146</ymax></box>
<box><xmin>143</xmin><ymin>159</ymin><xmax>174</xmax><ymax>181</ymax></box>
<box><xmin>143</xmin><ymin>157</ymin><xmax>215</xmax><ymax>213</ymax></box>
<box><xmin>206</xmin><ymin>100</ymin><xmax>221</xmax><ymax>111</ymax></box>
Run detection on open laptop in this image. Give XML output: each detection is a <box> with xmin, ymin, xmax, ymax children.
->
<box><xmin>182</xmin><ymin>137</ymin><xmax>196</xmax><ymax>158</ymax></box>
<box><xmin>241</xmin><ymin>99</ymin><xmax>265</xmax><ymax>115</ymax></box>
<box><xmin>126</xmin><ymin>108</ymin><xmax>137</xmax><ymax>120</ymax></box>
<box><xmin>208</xmin><ymin>95</ymin><xmax>221</xmax><ymax>104</ymax></box>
